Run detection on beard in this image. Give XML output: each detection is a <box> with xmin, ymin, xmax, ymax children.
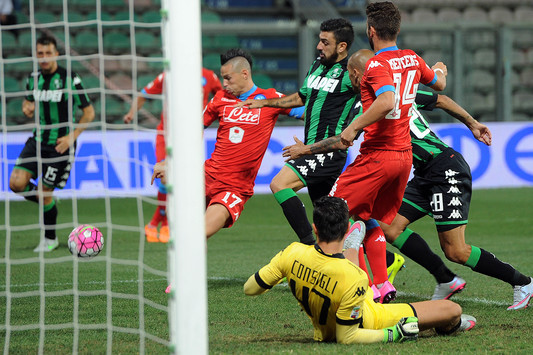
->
<box><xmin>368</xmin><ymin>36</ymin><xmax>375</xmax><ymax>51</ymax></box>
<box><xmin>319</xmin><ymin>51</ymin><xmax>339</xmax><ymax>66</ymax></box>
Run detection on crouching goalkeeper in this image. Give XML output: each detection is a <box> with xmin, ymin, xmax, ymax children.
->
<box><xmin>244</xmin><ymin>196</ymin><xmax>476</xmax><ymax>344</ymax></box>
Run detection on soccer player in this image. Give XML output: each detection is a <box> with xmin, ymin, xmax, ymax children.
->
<box><xmin>282</xmin><ymin>1</ymin><xmax>447</xmax><ymax>303</ymax></box>
<box><xmin>381</xmin><ymin>89</ymin><xmax>533</xmax><ymax>310</ymax></box>
<box><xmin>124</xmin><ymin>68</ymin><xmax>222</xmax><ymax>243</ymax></box>
<box><xmin>244</xmin><ymin>196</ymin><xmax>476</xmax><ymax>344</ymax></box>
<box><xmin>238</xmin><ymin>18</ymin><xmax>357</xmax><ymax>246</ymax></box>
<box><xmin>204</xmin><ymin>48</ymin><xmax>303</xmax><ymax>238</ymax></box>
<box><xmin>9</xmin><ymin>35</ymin><xmax>95</xmax><ymax>252</ymax></box>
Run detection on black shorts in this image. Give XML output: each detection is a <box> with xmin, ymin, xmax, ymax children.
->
<box><xmin>399</xmin><ymin>148</ymin><xmax>472</xmax><ymax>232</ymax></box>
<box><xmin>286</xmin><ymin>150</ymin><xmax>347</xmax><ymax>202</ymax></box>
<box><xmin>14</xmin><ymin>137</ymin><xmax>75</xmax><ymax>189</ymax></box>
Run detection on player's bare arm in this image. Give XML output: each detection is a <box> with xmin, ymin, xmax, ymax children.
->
<box><xmin>55</xmin><ymin>105</ymin><xmax>95</xmax><ymax>154</ymax></box>
<box><xmin>237</xmin><ymin>92</ymin><xmax>303</xmax><ymax>109</ymax></box>
<box><xmin>430</xmin><ymin>62</ymin><xmax>447</xmax><ymax>91</ymax></box>
<box><xmin>282</xmin><ymin>136</ymin><xmax>349</xmax><ymax>161</ymax></box>
<box><xmin>124</xmin><ymin>96</ymin><xmax>147</xmax><ymax>123</ymax></box>
<box><xmin>340</xmin><ymin>91</ymin><xmax>395</xmax><ymax>145</ymax></box>
<box><xmin>22</xmin><ymin>99</ymin><xmax>35</xmax><ymax>118</ymax></box>
<box><xmin>436</xmin><ymin>94</ymin><xmax>492</xmax><ymax>146</ymax></box>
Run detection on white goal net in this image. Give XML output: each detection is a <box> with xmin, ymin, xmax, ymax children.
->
<box><xmin>0</xmin><ymin>0</ymin><xmax>206</xmax><ymax>353</ymax></box>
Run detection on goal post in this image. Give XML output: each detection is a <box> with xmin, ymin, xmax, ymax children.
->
<box><xmin>1</xmin><ymin>0</ymin><xmax>207</xmax><ymax>352</ymax></box>
<box><xmin>162</xmin><ymin>0</ymin><xmax>208</xmax><ymax>353</ymax></box>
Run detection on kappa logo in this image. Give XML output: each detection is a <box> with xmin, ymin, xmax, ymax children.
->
<box><xmin>354</xmin><ymin>287</ymin><xmax>365</xmax><ymax>297</ymax></box>
<box><xmin>223</xmin><ymin>106</ymin><xmax>260</xmax><ymax>124</ymax></box>
<box><xmin>316</xmin><ymin>154</ymin><xmax>325</xmax><ymax>166</ymax></box>
<box><xmin>297</xmin><ymin>165</ymin><xmax>309</xmax><ymax>176</ymax></box>
<box><xmin>375</xmin><ymin>234</ymin><xmax>386</xmax><ymax>243</ymax></box>
<box><xmin>329</xmin><ymin>180</ymin><xmax>338</xmax><ymax>195</ymax></box>
<box><xmin>445</xmin><ymin>169</ymin><xmax>459</xmax><ymax>178</ymax></box>
<box><xmin>221</xmin><ymin>97</ymin><xmax>237</xmax><ymax>102</ymax></box>
<box><xmin>367</xmin><ymin>60</ymin><xmax>383</xmax><ymax>69</ymax></box>
<box><xmin>448</xmin><ymin>197</ymin><xmax>462</xmax><ymax>206</ymax></box>
<box><xmin>448</xmin><ymin>186</ymin><xmax>461</xmax><ymax>194</ymax></box>
<box><xmin>306</xmin><ymin>159</ymin><xmax>317</xmax><ymax>171</ymax></box>
<box><xmin>447</xmin><ymin>177</ymin><xmax>459</xmax><ymax>185</ymax></box>
<box><xmin>448</xmin><ymin>210</ymin><xmax>462</xmax><ymax>219</ymax></box>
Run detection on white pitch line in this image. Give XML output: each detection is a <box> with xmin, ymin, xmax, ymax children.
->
<box><xmin>396</xmin><ymin>290</ymin><xmax>509</xmax><ymax>306</ymax></box>
<box><xmin>0</xmin><ymin>278</ymin><xmax>168</xmax><ymax>290</ymax></box>
<box><xmin>0</xmin><ymin>277</ymin><xmax>510</xmax><ymax>306</ymax></box>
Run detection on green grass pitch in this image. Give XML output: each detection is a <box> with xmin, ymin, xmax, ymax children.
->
<box><xmin>1</xmin><ymin>188</ymin><xmax>532</xmax><ymax>353</ymax></box>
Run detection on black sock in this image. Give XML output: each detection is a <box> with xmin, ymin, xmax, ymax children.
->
<box><xmin>274</xmin><ymin>189</ymin><xmax>314</xmax><ymax>245</ymax></box>
<box><xmin>23</xmin><ymin>182</ymin><xmax>38</xmax><ymax>203</ymax></box>
<box><xmin>396</xmin><ymin>231</ymin><xmax>455</xmax><ymax>284</ymax></box>
<box><xmin>43</xmin><ymin>200</ymin><xmax>58</xmax><ymax>240</ymax></box>
<box><xmin>472</xmin><ymin>248</ymin><xmax>530</xmax><ymax>286</ymax></box>
<box><xmin>386</xmin><ymin>250</ymin><xmax>396</xmax><ymax>267</ymax></box>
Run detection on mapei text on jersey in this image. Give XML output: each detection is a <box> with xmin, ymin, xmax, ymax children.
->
<box><xmin>306</xmin><ymin>75</ymin><xmax>340</xmax><ymax>93</ymax></box>
<box><xmin>33</xmin><ymin>90</ymin><xmax>63</xmax><ymax>102</ymax></box>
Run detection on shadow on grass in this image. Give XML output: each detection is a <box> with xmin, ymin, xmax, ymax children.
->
<box><xmin>208</xmin><ymin>278</ymin><xmax>247</xmax><ymax>289</ymax></box>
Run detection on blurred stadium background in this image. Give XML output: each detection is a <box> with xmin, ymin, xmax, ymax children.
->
<box><xmin>2</xmin><ymin>0</ymin><xmax>533</xmax><ymax>129</ymax></box>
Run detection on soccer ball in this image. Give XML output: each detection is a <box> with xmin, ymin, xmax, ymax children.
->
<box><xmin>68</xmin><ymin>224</ymin><xmax>104</xmax><ymax>258</ymax></box>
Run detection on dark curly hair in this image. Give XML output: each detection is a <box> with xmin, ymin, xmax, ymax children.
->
<box><xmin>366</xmin><ymin>1</ymin><xmax>401</xmax><ymax>41</ymax></box>
<box><xmin>37</xmin><ymin>34</ymin><xmax>57</xmax><ymax>49</ymax></box>
<box><xmin>320</xmin><ymin>18</ymin><xmax>354</xmax><ymax>50</ymax></box>
<box><xmin>312</xmin><ymin>196</ymin><xmax>350</xmax><ymax>243</ymax></box>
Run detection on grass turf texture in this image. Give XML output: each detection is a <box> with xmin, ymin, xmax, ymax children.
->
<box><xmin>1</xmin><ymin>188</ymin><xmax>532</xmax><ymax>353</ymax></box>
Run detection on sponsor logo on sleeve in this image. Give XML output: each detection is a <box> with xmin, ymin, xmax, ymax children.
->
<box><xmin>350</xmin><ymin>305</ymin><xmax>361</xmax><ymax>319</ymax></box>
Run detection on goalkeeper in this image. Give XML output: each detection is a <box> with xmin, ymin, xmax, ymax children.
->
<box><xmin>244</xmin><ymin>196</ymin><xmax>476</xmax><ymax>344</ymax></box>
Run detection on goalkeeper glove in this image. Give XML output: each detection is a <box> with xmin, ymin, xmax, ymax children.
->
<box><xmin>384</xmin><ymin>316</ymin><xmax>419</xmax><ymax>343</ymax></box>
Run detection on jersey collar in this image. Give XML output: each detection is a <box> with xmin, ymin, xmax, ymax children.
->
<box><xmin>375</xmin><ymin>45</ymin><xmax>399</xmax><ymax>56</ymax></box>
<box><xmin>314</xmin><ymin>244</ymin><xmax>345</xmax><ymax>259</ymax></box>
<box><xmin>238</xmin><ymin>85</ymin><xmax>258</xmax><ymax>101</ymax></box>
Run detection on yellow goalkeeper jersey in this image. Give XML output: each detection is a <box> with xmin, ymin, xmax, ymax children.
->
<box><xmin>253</xmin><ymin>242</ymin><xmax>369</xmax><ymax>342</ymax></box>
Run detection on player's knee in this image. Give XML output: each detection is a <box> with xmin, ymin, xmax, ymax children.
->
<box><xmin>443</xmin><ymin>246</ymin><xmax>469</xmax><ymax>264</ymax></box>
<box><xmin>43</xmin><ymin>195</ymin><xmax>54</xmax><ymax>206</ymax></box>
<box><xmin>9</xmin><ymin>179</ymin><xmax>25</xmax><ymax>193</ymax></box>
<box><xmin>383</xmin><ymin>225</ymin><xmax>401</xmax><ymax>242</ymax></box>
<box><xmin>269</xmin><ymin>176</ymin><xmax>285</xmax><ymax>193</ymax></box>
<box><xmin>448</xmin><ymin>300</ymin><xmax>462</xmax><ymax>319</ymax></box>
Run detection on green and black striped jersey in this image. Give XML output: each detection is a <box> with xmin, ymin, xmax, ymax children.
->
<box><xmin>25</xmin><ymin>66</ymin><xmax>91</xmax><ymax>145</ymax></box>
<box><xmin>298</xmin><ymin>57</ymin><xmax>356</xmax><ymax>145</ymax></box>
<box><xmin>411</xmin><ymin>90</ymin><xmax>449</xmax><ymax>171</ymax></box>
